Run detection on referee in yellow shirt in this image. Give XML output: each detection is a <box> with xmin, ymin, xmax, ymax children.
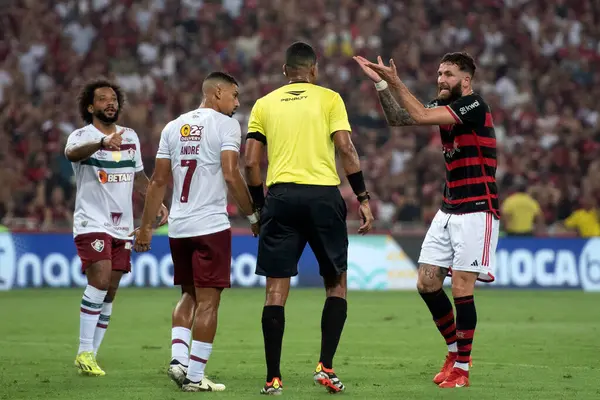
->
<box><xmin>244</xmin><ymin>42</ymin><xmax>374</xmax><ymax>395</ymax></box>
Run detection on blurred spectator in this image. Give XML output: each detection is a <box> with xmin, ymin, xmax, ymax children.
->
<box><xmin>500</xmin><ymin>184</ymin><xmax>544</xmax><ymax>236</ymax></box>
<box><xmin>0</xmin><ymin>0</ymin><xmax>599</xmax><ymax>236</ymax></box>
<box><xmin>562</xmin><ymin>193</ymin><xmax>600</xmax><ymax>237</ymax></box>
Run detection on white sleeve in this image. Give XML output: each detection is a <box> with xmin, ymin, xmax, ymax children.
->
<box><xmin>221</xmin><ymin>118</ymin><xmax>241</xmax><ymax>152</ymax></box>
<box><xmin>133</xmin><ymin>132</ymin><xmax>144</xmax><ymax>172</ymax></box>
<box><xmin>156</xmin><ymin>121</ymin><xmax>173</xmax><ymax>159</ymax></box>
<box><xmin>64</xmin><ymin>128</ymin><xmax>100</xmax><ymax>157</ymax></box>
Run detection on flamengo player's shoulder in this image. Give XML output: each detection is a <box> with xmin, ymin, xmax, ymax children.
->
<box><xmin>452</xmin><ymin>93</ymin><xmax>488</xmax><ymax>114</ymax></box>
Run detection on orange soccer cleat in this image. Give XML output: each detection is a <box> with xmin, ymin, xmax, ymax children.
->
<box><xmin>433</xmin><ymin>353</ymin><xmax>472</xmax><ymax>384</ymax></box>
<box><xmin>438</xmin><ymin>368</ymin><xmax>470</xmax><ymax>388</ymax></box>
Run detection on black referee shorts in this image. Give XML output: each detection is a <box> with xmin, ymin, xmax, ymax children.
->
<box><xmin>255</xmin><ymin>183</ymin><xmax>348</xmax><ymax>279</ymax></box>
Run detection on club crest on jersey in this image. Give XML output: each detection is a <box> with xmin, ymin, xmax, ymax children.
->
<box><xmin>111</xmin><ymin>150</ymin><xmax>122</xmax><ymax>162</ymax></box>
<box><xmin>180</xmin><ymin>124</ymin><xmax>203</xmax><ymax>142</ymax></box>
<box><xmin>91</xmin><ymin>239</ymin><xmax>105</xmax><ymax>252</ymax></box>
<box><xmin>443</xmin><ymin>140</ymin><xmax>460</xmax><ymax>158</ymax></box>
<box><xmin>98</xmin><ymin>170</ymin><xmax>134</xmax><ymax>184</ymax></box>
<box><xmin>111</xmin><ymin>212</ymin><xmax>123</xmax><ymax>225</ymax></box>
<box><xmin>127</xmin><ymin>148</ymin><xmax>135</xmax><ymax>160</ymax></box>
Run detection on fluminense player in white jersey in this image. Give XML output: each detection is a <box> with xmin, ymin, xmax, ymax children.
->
<box><xmin>132</xmin><ymin>72</ymin><xmax>258</xmax><ymax>392</ymax></box>
<box><xmin>65</xmin><ymin>79</ymin><xmax>169</xmax><ymax>377</ymax></box>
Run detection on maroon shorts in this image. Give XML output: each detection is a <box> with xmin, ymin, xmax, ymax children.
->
<box><xmin>169</xmin><ymin>228</ymin><xmax>232</xmax><ymax>288</ymax></box>
<box><xmin>74</xmin><ymin>233</ymin><xmax>132</xmax><ymax>273</ymax></box>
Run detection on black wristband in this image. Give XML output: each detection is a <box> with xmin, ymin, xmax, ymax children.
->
<box><xmin>100</xmin><ymin>136</ymin><xmax>105</xmax><ymax>148</ymax></box>
<box><xmin>347</xmin><ymin>171</ymin><xmax>367</xmax><ymax>196</ymax></box>
<box><xmin>248</xmin><ymin>184</ymin><xmax>265</xmax><ymax>209</ymax></box>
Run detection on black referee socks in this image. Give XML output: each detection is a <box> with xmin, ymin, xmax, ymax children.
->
<box><xmin>262</xmin><ymin>305</ymin><xmax>285</xmax><ymax>381</ymax></box>
<box><xmin>319</xmin><ymin>296</ymin><xmax>348</xmax><ymax>369</ymax></box>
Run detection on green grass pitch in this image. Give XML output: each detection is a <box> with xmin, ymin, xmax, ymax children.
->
<box><xmin>1</xmin><ymin>288</ymin><xmax>599</xmax><ymax>399</ymax></box>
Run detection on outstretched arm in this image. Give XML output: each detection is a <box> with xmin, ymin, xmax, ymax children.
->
<box><xmin>377</xmin><ymin>87</ymin><xmax>416</xmax><ymax>126</ymax></box>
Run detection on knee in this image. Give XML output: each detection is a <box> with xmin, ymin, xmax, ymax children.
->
<box><xmin>417</xmin><ymin>278</ymin><xmax>441</xmax><ymax>294</ymax></box>
<box><xmin>451</xmin><ymin>275</ymin><xmax>475</xmax><ymax>298</ymax></box>
<box><xmin>265</xmin><ymin>291</ymin><xmax>287</xmax><ymax>306</ymax></box>
<box><xmin>324</xmin><ymin>273</ymin><xmax>346</xmax><ymax>299</ymax></box>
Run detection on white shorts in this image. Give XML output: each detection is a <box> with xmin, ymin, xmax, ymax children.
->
<box><xmin>418</xmin><ymin>210</ymin><xmax>499</xmax><ymax>282</ymax></box>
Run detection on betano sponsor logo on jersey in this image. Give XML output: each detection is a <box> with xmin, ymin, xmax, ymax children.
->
<box><xmin>97</xmin><ymin>170</ymin><xmax>134</xmax><ymax>184</ymax></box>
<box><xmin>180</xmin><ymin>124</ymin><xmax>203</xmax><ymax>142</ymax></box>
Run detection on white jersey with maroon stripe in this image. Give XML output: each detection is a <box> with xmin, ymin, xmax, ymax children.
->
<box><xmin>65</xmin><ymin>124</ymin><xmax>144</xmax><ymax>240</ymax></box>
<box><xmin>156</xmin><ymin>108</ymin><xmax>241</xmax><ymax>238</ymax></box>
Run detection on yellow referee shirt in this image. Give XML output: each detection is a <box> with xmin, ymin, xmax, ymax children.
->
<box><xmin>564</xmin><ymin>208</ymin><xmax>600</xmax><ymax>237</ymax></box>
<box><xmin>247</xmin><ymin>82</ymin><xmax>351</xmax><ymax>187</ymax></box>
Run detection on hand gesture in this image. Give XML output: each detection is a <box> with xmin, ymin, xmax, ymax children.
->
<box><xmin>129</xmin><ymin>226</ymin><xmax>152</xmax><ymax>252</ymax></box>
<box><xmin>354</xmin><ymin>56</ymin><xmax>400</xmax><ymax>85</ymax></box>
<box><xmin>358</xmin><ymin>201</ymin><xmax>374</xmax><ymax>235</ymax></box>
<box><xmin>156</xmin><ymin>204</ymin><xmax>169</xmax><ymax>227</ymax></box>
<box><xmin>102</xmin><ymin>128</ymin><xmax>124</xmax><ymax>151</ymax></box>
<box><xmin>353</xmin><ymin>55</ymin><xmax>383</xmax><ymax>83</ymax></box>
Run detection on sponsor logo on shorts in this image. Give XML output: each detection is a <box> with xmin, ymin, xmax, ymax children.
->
<box><xmin>111</xmin><ymin>212</ymin><xmax>123</xmax><ymax>225</ymax></box>
<box><xmin>91</xmin><ymin>239</ymin><xmax>105</xmax><ymax>252</ymax></box>
<box><xmin>180</xmin><ymin>124</ymin><xmax>203</xmax><ymax>142</ymax></box>
<box><xmin>98</xmin><ymin>170</ymin><xmax>133</xmax><ymax>184</ymax></box>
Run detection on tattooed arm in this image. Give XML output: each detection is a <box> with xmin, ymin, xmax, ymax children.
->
<box><xmin>377</xmin><ymin>88</ymin><xmax>416</xmax><ymax>126</ymax></box>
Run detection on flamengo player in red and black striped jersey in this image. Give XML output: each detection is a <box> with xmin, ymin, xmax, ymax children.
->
<box><xmin>355</xmin><ymin>52</ymin><xmax>499</xmax><ymax>389</ymax></box>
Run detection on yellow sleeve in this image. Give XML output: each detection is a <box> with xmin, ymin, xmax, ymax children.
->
<box><xmin>501</xmin><ymin>196</ymin><xmax>514</xmax><ymax>214</ymax></box>
<box><xmin>564</xmin><ymin>211</ymin><xmax>580</xmax><ymax>229</ymax></box>
<box><xmin>329</xmin><ymin>93</ymin><xmax>352</xmax><ymax>135</ymax></box>
<box><xmin>248</xmin><ymin>99</ymin><xmax>265</xmax><ymax>136</ymax></box>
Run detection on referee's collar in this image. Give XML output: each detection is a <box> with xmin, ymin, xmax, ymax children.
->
<box><xmin>287</xmin><ymin>80</ymin><xmax>310</xmax><ymax>84</ymax></box>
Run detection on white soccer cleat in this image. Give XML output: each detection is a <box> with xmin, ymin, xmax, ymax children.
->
<box><xmin>181</xmin><ymin>377</ymin><xmax>226</xmax><ymax>392</ymax></box>
<box><xmin>167</xmin><ymin>362</ymin><xmax>187</xmax><ymax>387</ymax></box>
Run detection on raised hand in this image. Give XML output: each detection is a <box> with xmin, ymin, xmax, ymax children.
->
<box><xmin>353</xmin><ymin>56</ymin><xmax>383</xmax><ymax>82</ymax></box>
<box><xmin>355</xmin><ymin>56</ymin><xmax>400</xmax><ymax>85</ymax></box>
<box><xmin>102</xmin><ymin>128</ymin><xmax>124</xmax><ymax>151</ymax></box>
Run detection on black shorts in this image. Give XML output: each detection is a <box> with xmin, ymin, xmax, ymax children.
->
<box><xmin>256</xmin><ymin>183</ymin><xmax>348</xmax><ymax>278</ymax></box>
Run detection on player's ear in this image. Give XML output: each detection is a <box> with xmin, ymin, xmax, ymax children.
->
<box><xmin>215</xmin><ymin>85</ymin><xmax>222</xmax><ymax>100</ymax></box>
<box><xmin>282</xmin><ymin>64</ymin><xmax>287</xmax><ymax>77</ymax></box>
<box><xmin>87</xmin><ymin>105</ymin><xmax>94</xmax><ymax>114</ymax></box>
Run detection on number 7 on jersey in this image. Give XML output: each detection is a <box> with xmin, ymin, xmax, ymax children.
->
<box><xmin>180</xmin><ymin>159</ymin><xmax>197</xmax><ymax>203</ymax></box>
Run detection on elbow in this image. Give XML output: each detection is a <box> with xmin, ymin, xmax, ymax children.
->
<box><xmin>64</xmin><ymin>150</ymin><xmax>77</xmax><ymax>162</ymax></box>
<box><xmin>244</xmin><ymin>158</ymin><xmax>260</xmax><ymax>172</ymax></box>
<box><xmin>150</xmin><ymin>177</ymin><xmax>168</xmax><ymax>188</ymax></box>
<box><xmin>222</xmin><ymin>168</ymin><xmax>237</xmax><ymax>185</ymax></box>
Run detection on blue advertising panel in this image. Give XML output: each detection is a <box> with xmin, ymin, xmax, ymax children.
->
<box><xmin>1</xmin><ymin>233</ymin><xmax>599</xmax><ymax>291</ymax></box>
<box><xmin>491</xmin><ymin>237</ymin><xmax>600</xmax><ymax>291</ymax></box>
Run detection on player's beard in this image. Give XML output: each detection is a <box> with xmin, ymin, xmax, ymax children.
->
<box><xmin>438</xmin><ymin>82</ymin><xmax>463</xmax><ymax>102</ymax></box>
<box><xmin>94</xmin><ymin>108</ymin><xmax>119</xmax><ymax>124</ymax></box>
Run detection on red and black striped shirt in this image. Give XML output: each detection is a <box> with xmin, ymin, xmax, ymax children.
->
<box><xmin>426</xmin><ymin>93</ymin><xmax>500</xmax><ymax>217</ymax></box>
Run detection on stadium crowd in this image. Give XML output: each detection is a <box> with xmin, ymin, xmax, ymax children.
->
<box><xmin>1</xmin><ymin>0</ymin><xmax>599</xmax><ymax>235</ymax></box>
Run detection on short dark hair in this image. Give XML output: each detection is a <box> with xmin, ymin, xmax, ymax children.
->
<box><xmin>440</xmin><ymin>52</ymin><xmax>476</xmax><ymax>77</ymax></box>
<box><xmin>204</xmin><ymin>71</ymin><xmax>238</xmax><ymax>86</ymax></box>
<box><xmin>77</xmin><ymin>79</ymin><xmax>125</xmax><ymax>124</ymax></box>
<box><xmin>285</xmin><ymin>42</ymin><xmax>317</xmax><ymax>70</ymax></box>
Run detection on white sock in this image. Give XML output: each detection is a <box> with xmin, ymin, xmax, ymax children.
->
<box><xmin>448</xmin><ymin>343</ymin><xmax>458</xmax><ymax>353</ymax></box>
<box><xmin>186</xmin><ymin>341</ymin><xmax>212</xmax><ymax>382</ymax></box>
<box><xmin>93</xmin><ymin>302</ymin><xmax>113</xmax><ymax>356</ymax></box>
<box><xmin>454</xmin><ymin>361</ymin><xmax>469</xmax><ymax>371</ymax></box>
<box><xmin>171</xmin><ymin>327</ymin><xmax>191</xmax><ymax>366</ymax></box>
<box><xmin>78</xmin><ymin>285</ymin><xmax>107</xmax><ymax>354</ymax></box>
